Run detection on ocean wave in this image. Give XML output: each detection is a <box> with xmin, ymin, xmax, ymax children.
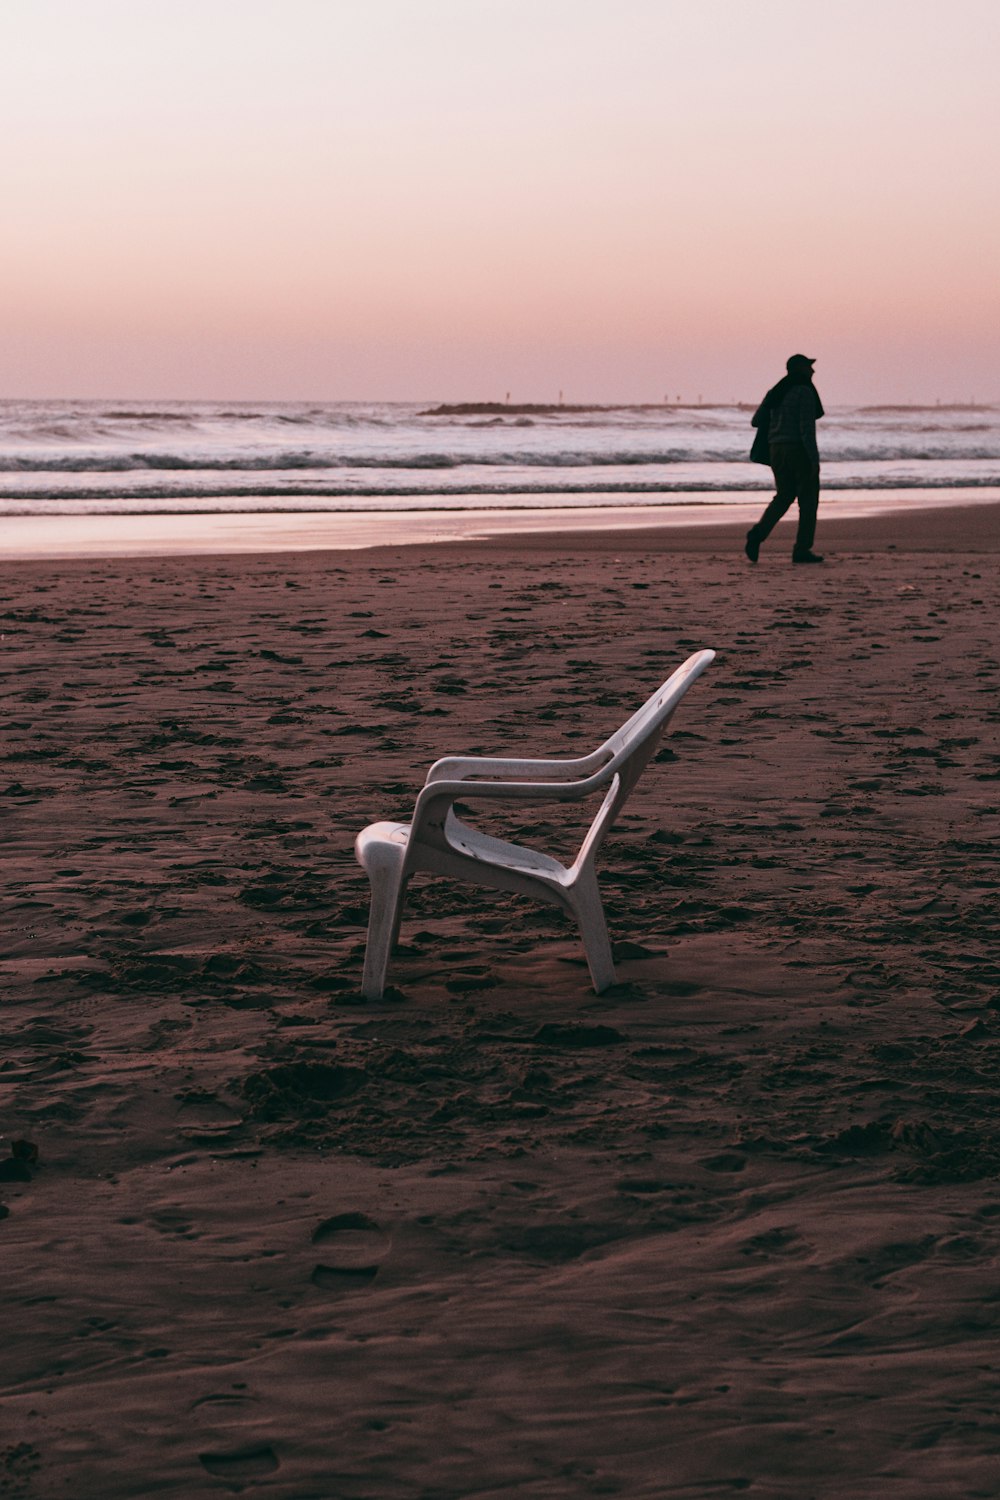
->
<box><xmin>3</xmin><ymin>400</ymin><xmax>999</xmax><ymax>521</ymax></box>
<box><xmin>5</xmin><ymin>441</ymin><xmax>1000</xmax><ymax>474</ymax></box>
<box><xmin>0</xmin><ymin>404</ymin><xmax>399</xmax><ymax>445</ymax></box>
<box><xmin>0</xmin><ymin>448</ymin><xmax>702</xmax><ymax>473</ymax></box>
<box><xmin>4</xmin><ymin>473</ymin><xmax>1000</xmax><ymax>512</ymax></box>
<box><xmin>0</xmin><ymin>450</ymin><xmax>463</xmax><ymax>473</ymax></box>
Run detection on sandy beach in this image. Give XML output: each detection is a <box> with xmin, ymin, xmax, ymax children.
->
<box><xmin>3</xmin><ymin>500</ymin><xmax>1000</xmax><ymax>1498</ymax></box>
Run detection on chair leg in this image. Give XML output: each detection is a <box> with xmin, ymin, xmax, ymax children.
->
<box><xmin>569</xmin><ymin>869</ymin><xmax>616</xmax><ymax>993</ymax></box>
<box><xmin>361</xmin><ymin>866</ymin><xmax>407</xmax><ymax>1000</ymax></box>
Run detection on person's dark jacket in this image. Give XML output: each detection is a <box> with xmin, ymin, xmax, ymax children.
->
<box><xmin>750</xmin><ymin>375</ymin><xmax>824</xmax><ymax>465</ymax></box>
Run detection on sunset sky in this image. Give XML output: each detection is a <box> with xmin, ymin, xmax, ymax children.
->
<box><xmin>3</xmin><ymin>0</ymin><xmax>998</xmax><ymax>404</ymax></box>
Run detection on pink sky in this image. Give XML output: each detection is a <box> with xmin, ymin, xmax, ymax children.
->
<box><xmin>3</xmin><ymin>0</ymin><xmax>998</xmax><ymax>404</ymax></box>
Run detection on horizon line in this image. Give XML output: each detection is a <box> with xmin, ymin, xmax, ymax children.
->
<box><xmin>0</xmin><ymin>395</ymin><xmax>997</xmax><ymax>411</ymax></box>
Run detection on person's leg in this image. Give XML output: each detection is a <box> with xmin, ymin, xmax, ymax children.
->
<box><xmin>754</xmin><ymin>444</ymin><xmax>800</xmax><ymax>538</ymax></box>
<box><xmin>792</xmin><ymin>451</ymin><xmax>820</xmax><ymax>559</ymax></box>
<box><xmin>746</xmin><ymin>443</ymin><xmax>799</xmax><ymax>559</ymax></box>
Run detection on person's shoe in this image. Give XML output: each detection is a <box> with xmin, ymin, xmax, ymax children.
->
<box><xmin>792</xmin><ymin>549</ymin><xmax>824</xmax><ymax>564</ymax></box>
<box><xmin>744</xmin><ymin>529</ymin><xmax>761</xmax><ymax>563</ymax></box>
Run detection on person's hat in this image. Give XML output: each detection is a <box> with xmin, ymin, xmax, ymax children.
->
<box><xmin>786</xmin><ymin>353</ymin><xmax>816</xmax><ymax>372</ymax></box>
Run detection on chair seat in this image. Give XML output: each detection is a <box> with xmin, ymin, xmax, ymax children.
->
<box><xmin>357</xmin><ymin>817</ymin><xmax>569</xmax><ymax>884</ymax></box>
<box><xmin>445</xmin><ymin>817</ymin><xmax>571</xmax><ymax>884</ymax></box>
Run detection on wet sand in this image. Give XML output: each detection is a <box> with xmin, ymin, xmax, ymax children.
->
<box><xmin>6</xmin><ymin>484</ymin><xmax>1000</xmax><ymax>559</ymax></box>
<box><xmin>3</xmin><ymin>501</ymin><xmax>1000</xmax><ymax>1496</ymax></box>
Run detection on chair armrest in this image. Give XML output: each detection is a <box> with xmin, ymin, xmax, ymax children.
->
<box><xmin>425</xmin><ymin>751</ymin><xmax>607</xmax><ymax>785</ymax></box>
<box><xmin>414</xmin><ymin>769</ymin><xmax>611</xmax><ymax>819</ymax></box>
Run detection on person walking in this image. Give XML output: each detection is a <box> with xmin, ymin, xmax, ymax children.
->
<box><xmin>745</xmin><ymin>354</ymin><xmax>825</xmax><ymax>564</ymax></box>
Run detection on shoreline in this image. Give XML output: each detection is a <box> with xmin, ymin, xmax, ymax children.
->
<box><xmin>4</xmin><ymin>486</ymin><xmax>1000</xmax><ymax>559</ymax></box>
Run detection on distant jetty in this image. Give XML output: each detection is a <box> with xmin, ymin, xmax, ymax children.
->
<box><xmin>421</xmin><ymin>402</ymin><xmax>694</xmax><ymax>417</ymax></box>
<box><xmin>858</xmin><ymin>403</ymin><xmax>992</xmax><ymax>413</ymax></box>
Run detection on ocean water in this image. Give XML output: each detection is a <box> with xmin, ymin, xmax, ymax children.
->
<box><xmin>1</xmin><ymin>398</ymin><xmax>999</xmax><ymax>517</ymax></box>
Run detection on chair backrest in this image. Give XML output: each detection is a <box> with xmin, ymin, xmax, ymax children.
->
<box><xmin>414</xmin><ymin>650</ymin><xmax>714</xmax><ymax>876</ymax></box>
<box><xmin>571</xmin><ymin>649</ymin><xmax>715</xmax><ymax>874</ymax></box>
<box><xmin>600</xmin><ymin>650</ymin><xmax>714</xmax><ymax>765</ymax></box>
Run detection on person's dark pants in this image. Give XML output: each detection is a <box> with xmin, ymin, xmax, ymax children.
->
<box><xmin>750</xmin><ymin>442</ymin><xmax>819</xmax><ymax>554</ymax></box>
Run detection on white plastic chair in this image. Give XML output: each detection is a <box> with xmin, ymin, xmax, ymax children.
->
<box><xmin>355</xmin><ymin>649</ymin><xmax>714</xmax><ymax>998</ymax></box>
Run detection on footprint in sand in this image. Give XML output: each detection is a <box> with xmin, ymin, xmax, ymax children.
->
<box><xmin>310</xmin><ymin>1212</ymin><xmax>390</xmax><ymax>1289</ymax></box>
<box><xmin>738</xmin><ymin>1226</ymin><xmax>804</xmax><ymax>1258</ymax></box>
<box><xmin>198</xmin><ymin>1445</ymin><xmax>279</xmax><ymax>1480</ymax></box>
